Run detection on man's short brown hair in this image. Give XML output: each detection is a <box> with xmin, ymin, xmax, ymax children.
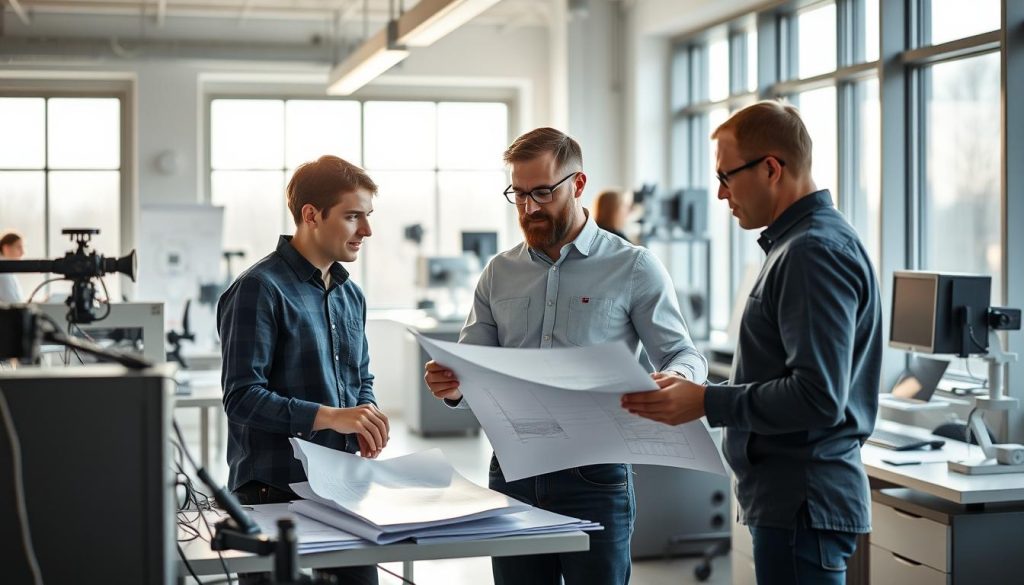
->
<box><xmin>711</xmin><ymin>100</ymin><xmax>813</xmax><ymax>177</ymax></box>
<box><xmin>0</xmin><ymin>231</ymin><xmax>22</xmax><ymax>251</ymax></box>
<box><xmin>503</xmin><ymin>127</ymin><xmax>583</xmax><ymax>173</ymax></box>
<box><xmin>286</xmin><ymin>155</ymin><xmax>377</xmax><ymax>226</ymax></box>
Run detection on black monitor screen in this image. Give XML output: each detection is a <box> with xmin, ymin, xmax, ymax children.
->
<box><xmin>891</xmin><ymin>274</ymin><xmax>938</xmax><ymax>351</ymax></box>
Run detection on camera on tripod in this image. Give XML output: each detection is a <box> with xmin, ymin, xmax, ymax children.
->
<box><xmin>0</xmin><ymin>228</ymin><xmax>137</xmax><ymax>324</ymax></box>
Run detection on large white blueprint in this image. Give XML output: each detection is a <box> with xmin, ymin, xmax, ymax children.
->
<box><xmin>288</xmin><ymin>439</ymin><xmax>527</xmax><ymax>529</ymax></box>
<box><xmin>415</xmin><ymin>333</ymin><xmax>727</xmax><ymax>481</ymax></box>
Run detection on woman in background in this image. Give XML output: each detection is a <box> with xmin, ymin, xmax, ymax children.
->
<box><xmin>0</xmin><ymin>231</ymin><xmax>25</xmax><ymax>303</ymax></box>
<box><xmin>592</xmin><ymin>188</ymin><xmax>633</xmax><ymax>242</ymax></box>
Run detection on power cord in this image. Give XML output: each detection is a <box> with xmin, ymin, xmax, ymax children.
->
<box><xmin>0</xmin><ymin>384</ymin><xmax>44</xmax><ymax>585</ymax></box>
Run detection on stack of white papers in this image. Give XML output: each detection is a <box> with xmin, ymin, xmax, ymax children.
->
<box><xmin>285</xmin><ymin>439</ymin><xmax>600</xmax><ymax>545</ymax></box>
<box><xmin>240</xmin><ymin>503</ymin><xmax>368</xmax><ymax>554</ymax></box>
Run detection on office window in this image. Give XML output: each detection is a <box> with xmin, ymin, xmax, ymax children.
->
<box><xmin>795</xmin><ymin>86</ymin><xmax>838</xmax><ymax>203</ymax></box>
<box><xmin>864</xmin><ymin>0</ymin><xmax>880</xmax><ymax>62</ymax></box>
<box><xmin>209</xmin><ymin>98</ymin><xmax>508</xmax><ymax>308</ymax></box>
<box><xmin>920</xmin><ymin>52</ymin><xmax>1001</xmax><ymax>301</ymax></box>
<box><xmin>708</xmin><ymin>107</ymin><xmax>731</xmax><ymax>331</ymax></box>
<box><xmin>924</xmin><ymin>0</ymin><xmax>1000</xmax><ymax>46</ymax></box>
<box><xmin>854</xmin><ymin>77</ymin><xmax>881</xmax><ymax>270</ymax></box>
<box><xmin>746</xmin><ymin>29</ymin><xmax>758</xmax><ymax>92</ymax></box>
<box><xmin>0</xmin><ymin>96</ymin><xmax>122</xmax><ymax>301</ymax></box>
<box><xmin>796</xmin><ymin>2</ymin><xmax>838</xmax><ymax>78</ymax></box>
<box><xmin>708</xmin><ymin>36</ymin><xmax>730</xmax><ymax>102</ymax></box>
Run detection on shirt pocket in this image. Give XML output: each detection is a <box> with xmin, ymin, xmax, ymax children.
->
<box><xmin>567</xmin><ymin>296</ymin><xmax>613</xmax><ymax>346</ymax></box>
<box><xmin>492</xmin><ymin>297</ymin><xmax>530</xmax><ymax>347</ymax></box>
<box><xmin>344</xmin><ymin>317</ymin><xmax>364</xmax><ymax>368</ymax></box>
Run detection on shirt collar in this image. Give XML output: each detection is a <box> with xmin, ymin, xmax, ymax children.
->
<box><xmin>758</xmin><ymin>189</ymin><xmax>833</xmax><ymax>252</ymax></box>
<box><xmin>277</xmin><ymin>235</ymin><xmax>350</xmax><ymax>287</ymax></box>
<box><xmin>527</xmin><ymin>209</ymin><xmax>600</xmax><ymax>263</ymax></box>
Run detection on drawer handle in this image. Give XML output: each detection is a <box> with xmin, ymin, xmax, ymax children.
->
<box><xmin>892</xmin><ymin>553</ymin><xmax>923</xmax><ymax>567</ymax></box>
<box><xmin>893</xmin><ymin>509</ymin><xmax>922</xmax><ymax>520</ymax></box>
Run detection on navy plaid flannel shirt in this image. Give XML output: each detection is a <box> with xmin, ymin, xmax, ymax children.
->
<box><xmin>218</xmin><ymin>235</ymin><xmax>376</xmax><ymax>492</ymax></box>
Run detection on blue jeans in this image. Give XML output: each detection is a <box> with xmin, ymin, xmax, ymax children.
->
<box><xmin>749</xmin><ymin>515</ymin><xmax>858</xmax><ymax>585</ymax></box>
<box><xmin>488</xmin><ymin>455</ymin><xmax>635</xmax><ymax>585</ymax></box>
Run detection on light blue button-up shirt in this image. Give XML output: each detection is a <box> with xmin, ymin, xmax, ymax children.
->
<box><xmin>455</xmin><ymin>213</ymin><xmax>707</xmax><ymax>388</ymax></box>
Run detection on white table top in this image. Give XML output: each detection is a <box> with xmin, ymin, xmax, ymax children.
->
<box><xmin>179</xmin><ymin>529</ymin><xmax>589</xmax><ymax>576</ymax></box>
<box><xmin>863</xmin><ymin>419</ymin><xmax>1024</xmax><ymax>505</ymax></box>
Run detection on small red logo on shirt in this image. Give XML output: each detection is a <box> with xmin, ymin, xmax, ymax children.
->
<box><xmin>582</xmin><ymin>297</ymin><xmax>590</xmax><ymax>303</ymax></box>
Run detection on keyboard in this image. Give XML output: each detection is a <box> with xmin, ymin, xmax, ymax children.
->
<box><xmin>867</xmin><ymin>429</ymin><xmax>945</xmax><ymax>451</ymax></box>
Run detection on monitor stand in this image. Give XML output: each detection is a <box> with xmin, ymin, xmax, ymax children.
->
<box><xmin>948</xmin><ymin>331</ymin><xmax>1024</xmax><ymax>475</ymax></box>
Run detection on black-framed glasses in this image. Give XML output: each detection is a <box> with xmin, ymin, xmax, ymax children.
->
<box><xmin>716</xmin><ymin>155</ymin><xmax>785</xmax><ymax>186</ymax></box>
<box><xmin>503</xmin><ymin>172</ymin><xmax>577</xmax><ymax>205</ymax></box>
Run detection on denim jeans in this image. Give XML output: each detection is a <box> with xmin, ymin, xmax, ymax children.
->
<box><xmin>488</xmin><ymin>455</ymin><xmax>636</xmax><ymax>585</ymax></box>
<box><xmin>233</xmin><ymin>482</ymin><xmax>379</xmax><ymax>585</ymax></box>
<box><xmin>748</xmin><ymin>512</ymin><xmax>858</xmax><ymax>585</ymax></box>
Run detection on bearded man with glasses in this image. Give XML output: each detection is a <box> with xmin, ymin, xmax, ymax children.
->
<box><xmin>423</xmin><ymin>127</ymin><xmax>707</xmax><ymax>585</ymax></box>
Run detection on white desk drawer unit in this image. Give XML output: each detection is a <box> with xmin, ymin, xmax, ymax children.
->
<box><xmin>869</xmin><ymin>544</ymin><xmax>948</xmax><ymax>585</ymax></box>
<box><xmin>871</xmin><ymin>500</ymin><xmax>950</xmax><ymax>572</ymax></box>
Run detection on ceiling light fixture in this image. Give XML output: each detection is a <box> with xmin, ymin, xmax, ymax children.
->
<box><xmin>396</xmin><ymin>0</ymin><xmax>502</xmax><ymax>47</ymax></box>
<box><xmin>327</xmin><ymin>20</ymin><xmax>409</xmax><ymax>96</ymax></box>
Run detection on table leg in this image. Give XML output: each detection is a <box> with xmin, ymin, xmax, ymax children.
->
<box><xmin>200</xmin><ymin>407</ymin><xmax>210</xmax><ymax>469</ymax></box>
<box><xmin>403</xmin><ymin>560</ymin><xmax>414</xmax><ymax>582</ymax></box>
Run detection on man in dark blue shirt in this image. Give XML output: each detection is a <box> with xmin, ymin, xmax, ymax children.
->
<box><xmin>218</xmin><ymin>155</ymin><xmax>390</xmax><ymax>585</ymax></box>
<box><xmin>623</xmin><ymin>101</ymin><xmax>882</xmax><ymax>584</ymax></box>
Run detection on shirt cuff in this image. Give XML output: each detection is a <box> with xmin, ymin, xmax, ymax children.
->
<box><xmin>443</xmin><ymin>396</ymin><xmax>467</xmax><ymax>409</ymax></box>
<box><xmin>666</xmin><ymin>368</ymin><xmax>693</xmax><ymax>381</ymax></box>
<box><xmin>703</xmin><ymin>384</ymin><xmax>739</xmax><ymax>427</ymax></box>
<box><xmin>289</xmin><ymin>399</ymin><xmax>321</xmax><ymax>439</ymax></box>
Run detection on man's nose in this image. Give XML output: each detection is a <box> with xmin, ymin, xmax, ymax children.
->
<box><xmin>524</xmin><ymin>197</ymin><xmax>542</xmax><ymax>214</ymax></box>
<box><xmin>717</xmin><ymin>182</ymin><xmax>730</xmax><ymax>200</ymax></box>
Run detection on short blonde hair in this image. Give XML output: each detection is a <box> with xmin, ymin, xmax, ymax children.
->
<box><xmin>711</xmin><ymin>100</ymin><xmax>813</xmax><ymax>177</ymax></box>
<box><xmin>592</xmin><ymin>189</ymin><xmax>628</xmax><ymax>230</ymax></box>
<box><xmin>503</xmin><ymin>127</ymin><xmax>583</xmax><ymax>173</ymax></box>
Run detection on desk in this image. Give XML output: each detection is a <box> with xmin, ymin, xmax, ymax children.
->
<box><xmin>731</xmin><ymin>420</ymin><xmax>1024</xmax><ymax>584</ymax></box>
<box><xmin>174</xmin><ymin>374</ymin><xmax>224</xmax><ymax>469</ymax></box>
<box><xmin>178</xmin><ymin>530</ymin><xmax>588</xmax><ymax>582</ymax></box>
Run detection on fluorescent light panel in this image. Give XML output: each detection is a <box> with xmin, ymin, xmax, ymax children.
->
<box><xmin>327</xmin><ymin>22</ymin><xmax>410</xmax><ymax>96</ymax></box>
<box><xmin>397</xmin><ymin>0</ymin><xmax>502</xmax><ymax>47</ymax></box>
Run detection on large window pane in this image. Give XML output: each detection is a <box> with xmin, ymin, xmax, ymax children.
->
<box><xmin>48</xmin><ymin>98</ymin><xmax>120</xmax><ymax>169</ymax></box>
<box><xmin>0</xmin><ymin>98</ymin><xmax>45</xmax><ymax>169</ymax></box>
<box><xmin>48</xmin><ymin>171</ymin><xmax>121</xmax><ymax>299</ymax></box>
<box><xmin>708</xmin><ymin>36</ymin><xmax>730</xmax><ymax>102</ymax></box>
<box><xmin>746</xmin><ymin>29</ymin><xmax>758</xmax><ymax>92</ymax></box>
<box><xmin>670</xmin><ymin>118</ymin><xmax>690</xmax><ymax>189</ymax></box>
<box><xmin>864</xmin><ymin>0</ymin><xmax>880</xmax><ymax>62</ymax></box>
<box><xmin>922</xmin><ymin>52</ymin><xmax>1001</xmax><ymax>301</ymax></box>
<box><xmin>285</xmin><ymin>100</ymin><xmax>362</xmax><ymax>168</ymax></box>
<box><xmin>437</xmin><ymin>103</ymin><xmax>508</xmax><ymax>170</ymax></box>
<box><xmin>926</xmin><ymin>0</ymin><xmax>999</xmax><ymax>46</ymax></box>
<box><xmin>437</xmin><ymin>171</ymin><xmax>509</xmax><ymax>257</ymax></box>
<box><xmin>0</xmin><ymin>171</ymin><xmax>46</xmax><ymax>298</ymax></box>
<box><xmin>797</xmin><ymin>2</ymin><xmax>837</xmax><ymax>78</ymax></box>
<box><xmin>364</xmin><ymin>102</ymin><xmax>437</xmax><ymax>170</ymax></box>
<box><xmin>211</xmin><ymin>100</ymin><xmax>284</xmax><ymax>170</ymax></box>
<box><xmin>671</xmin><ymin>47</ymin><xmax>691</xmax><ymax>110</ymax></box>
<box><xmin>211</xmin><ymin>170</ymin><xmax>286</xmax><ymax>273</ymax></box>
<box><xmin>708</xmin><ymin>107</ymin><xmax>730</xmax><ymax>331</ymax></box>
<box><xmin>855</xmin><ymin>78</ymin><xmax>881</xmax><ymax>270</ymax></box>
<box><xmin>796</xmin><ymin>86</ymin><xmax>838</xmax><ymax>202</ymax></box>
<box><xmin>362</xmin><ymin>171</ymin><xmax>436</xmax><ymax>307</ymax></box>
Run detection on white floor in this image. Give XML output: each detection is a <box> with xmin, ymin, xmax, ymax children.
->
<box><xmin>174</xmin><ymin>409</ymin><xmax>732</xmax><ymax>585</ymax></box>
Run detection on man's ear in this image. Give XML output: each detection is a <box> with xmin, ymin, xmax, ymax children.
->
<box><xmin>766</xmin><ymin>157</ymin><xmax>784</xmax><ymax>183</ymax></box>
<box><xmin>573</xmin><ymin>172</ymin><xmax>588</xmax><ymax>199</ymax></box>
<box><xmin>301</xmin><ymin>203</ymin><xmax>320</xmax><ymax>227</ymax></box>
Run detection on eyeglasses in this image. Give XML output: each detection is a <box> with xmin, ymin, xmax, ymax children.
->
<box><xmin>716</xmin><ymin>155</ymin><xmax>785</xmax><ymax>186</ymax></box>
<box><xmin>503</xmin><ymin>172</ymin><xmax>577</xmax><ymax>205</ymax></box>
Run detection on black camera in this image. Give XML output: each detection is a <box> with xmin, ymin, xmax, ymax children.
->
<box><xmin>0</xmin><ymin>228</ymin><xmax>137</xmax><ymax>324</ymax></box>
<box><xmin>988</xmin><ymin>307</ymin><xmax>1022</xmax><ymax>331</ymax></box>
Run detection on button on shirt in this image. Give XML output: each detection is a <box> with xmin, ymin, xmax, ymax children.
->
<box><xmin>703</xmin><ymin>190</ymin><xmax>882</xmax><ymax>533</ymax></box>
<box><xmin>218</xmin><ymin>235</ymin><xmax>376</xmax><ymax>493</ymax></box>
<box><xmin>454</xmin><ymin>214</ymin><xmax>707</xmax><ymax>402</ymax></box>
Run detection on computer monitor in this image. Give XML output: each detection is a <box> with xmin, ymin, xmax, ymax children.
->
<box><xmin>889</xmin><ymin>271</ymin><xmax>991</xmax><ymax>357</ymax></box>
<box><xmin>678</xmin><ymin>188</ymin><xmax>707</xmax><ymax>235</ymax></box>
<box><xmin>35</xmin><ymin>301</ymin><xmax>166</xmax><ymax>364</ymax></box>
<box><xmin>416</xmin><ymin>256</ymin><xmax>474</xmax><ymax>290</ymax></box>
<box><xmin>0</xmin><ymin>365</ymin><xmax>175</xmax><ymax>583</ymax></box>
<box><xmin>461</xmin><ymin>231</ymin><xmax>498</xmax><ymax>263</ymax></box>
<box><xmin>890</xmin><ymin>355</ymin><xmax>950</xmax><ymax>401</ymax></box>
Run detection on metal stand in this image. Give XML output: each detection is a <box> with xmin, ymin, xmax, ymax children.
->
<box><xmin>948</xmin><ymin>331</ymin><xmax>1024</xmax><ymax>475</ymax></box>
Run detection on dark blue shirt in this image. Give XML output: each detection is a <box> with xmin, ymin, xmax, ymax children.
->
<box><xmin>218</xmin><ymin>235</ymin><xmax>376</xmax><ymax>492</ymax></box>
<box><xmin>704</xmin><ymin>191</ymin><xmax>882</xmax><ymax>533</ymax></box>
